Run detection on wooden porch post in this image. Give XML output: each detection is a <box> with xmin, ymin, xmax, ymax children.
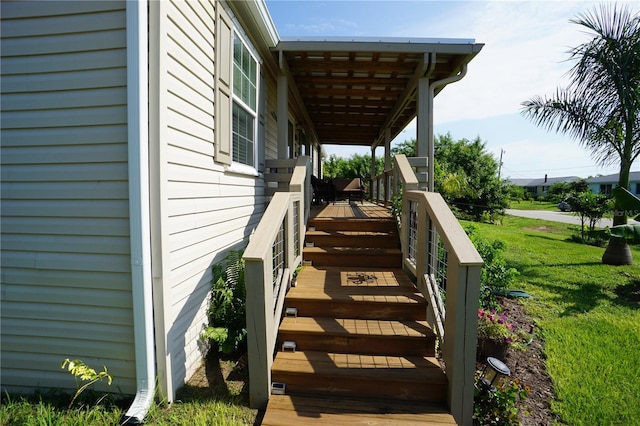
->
<box><xmin>384</xmin><ymin>129</ymin><xmax>392</xmax><ymax>203</ymax></box>
<box><xmin>370</xmin><ymin>146</ymin><xmax>376</xmax><ymax>200</ymax></box>
<box><xmin>416</xmin><ymin>75</ymin><xmax>432</xmax><ymax>192</ymax></box>
<box><xmin>277</xmin><ymin>51</ymin><xmax>288</xmax><ymax>160</ymax></box>
<box><xmin>384</xmin><ymin>128</ymin><xmax>392</xmax><ymax>172</ymax></box>
<box><xmin>244</xmin><ymin>255</ymin><xmax>274</xmax><ymax>409</ymax></box>
<box><xmin>444</xmin><ymin>263</ymin><xmax>482</xmax><ymax>426</ymax></box>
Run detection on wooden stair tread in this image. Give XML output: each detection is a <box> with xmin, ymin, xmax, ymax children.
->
<box><xmin>304</xmin><ymin>246</ymin><xmax>401</xmax><ymax>254</ymax></box>
<box><xmin>287</xmin><ymin>289</ymin><xmax>424</xmax><ymax>304</ymax></box>
<box><xmin>272</xmin><ymin>350</ymin><xmax>446</xmax><ymax>384</ymax></box>
<box><xmin>307</xmin><ymin>230</ymin><xmax>395</xmax><ymax>237</ymax></box>
<box><xmin>309</xmin><ymin>217</ymin><xmax>394</xmax><ymax>223</ymax></box>
<box><xmin>262</xmin><ymin>395</ymin><xmax>456</xmax><ymax>425</ymax></box>
<box><xmin>294</xmin><ymin>266</ymin><xmax>414</xmax><ymax>287</ymax></box>
<box><xmin>287</xmin><ymin>266</ymin><xmax>424</xmax><ymax>304</ymax></box>
<box><xmin>280</xmin><ymin>317</ymin><xmax>432</xmax><ymax>338</ymax></box>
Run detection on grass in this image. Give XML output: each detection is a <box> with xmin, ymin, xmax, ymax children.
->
<box><xmin>0</xmin><ymin>353</ymin><xmax>257</xmax><ymax>426</ymax></box>
<box><xmin>508</xmin><ymin>200</ymin><xmax>560</xmax><ymax>211</ymax></box>
<box><xmin>470</xmin><ymin>215</ymin><xmax>640</xmax><ymax>425</ymax></box>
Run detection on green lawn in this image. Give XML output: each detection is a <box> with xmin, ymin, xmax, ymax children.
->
<box><xmin>470</xmin><ymin>216</ymin><xmax>640</xmax><ymax>425</ymax></box>
<box><xmin>508</xmin><ymin>200</ymin><xmax>560</xmax><ymax>211</ymax></box>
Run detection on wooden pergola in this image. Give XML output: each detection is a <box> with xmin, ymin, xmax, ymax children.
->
<box><xmin>272</xmin><ymin>37</ymin><xmax>484</xmax><ymax>190</ymax></box>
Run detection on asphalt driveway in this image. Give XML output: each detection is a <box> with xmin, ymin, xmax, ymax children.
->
<box><xmin>505</xmin><ymin>209</ymin><xmax>638</xmax><ymax>228</ymax></box>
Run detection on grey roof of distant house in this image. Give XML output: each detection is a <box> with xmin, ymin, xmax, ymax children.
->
<box><xmin>586</xmin><ymin>171</ymin><xmax>640</xmax><ymax>184</ymax></box>
<box><xmin>508</xmin><ymin>176</ymin><xmax>580</xmax><ymax>187</ymax></box>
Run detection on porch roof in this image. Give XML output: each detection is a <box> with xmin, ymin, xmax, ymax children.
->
<box><xmin>273</xmin><ymin>37</ymin><xmax>483</xmax><ymax>148</ymax></box>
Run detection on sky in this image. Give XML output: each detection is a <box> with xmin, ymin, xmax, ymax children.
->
<box><xmin>264</xmin><ymin>0</ymin><xmax>639</xmax><ymax>180</ymax></box>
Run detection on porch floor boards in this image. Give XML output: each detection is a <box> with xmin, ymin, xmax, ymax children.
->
<box><xmin>310</xmin><ymin>201</ymin><xmax>390</xmax><ymax>219</ymax></box>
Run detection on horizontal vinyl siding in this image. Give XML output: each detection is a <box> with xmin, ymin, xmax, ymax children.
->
<box><xmin>265</xmin><ymin>77</ymin><xmax>279</xmax><ymax>161</ymax></box>
<box><xmin>0</xmin><ymin>1</ymin><xmax>135</xmax><ymax>394</ymax></box>
<box><xmin>158</xmin><ymin>0</ymin><xmax>266</xmax><ymax>397</ymax></box>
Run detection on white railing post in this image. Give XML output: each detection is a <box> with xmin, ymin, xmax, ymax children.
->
<box><xmin>286</xmin><ymin>199</ymin><xmax>295</xmax><ymax>275</ymax></box>
<box><xmin>443</xmin><ymin>263</ymin><xmax>481</xmax><ymax>425</ymax></box>
<box><xmin>244</xmin><ymin>252</ymin><xmax>274</xmax><ymax>409</ymax></box>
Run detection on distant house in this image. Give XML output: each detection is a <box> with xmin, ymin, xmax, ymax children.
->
<box><xmin>586</xmin><ymin>172</ymin><xmax>640</xmax><ymax>195</ymax></box>
<box><xmin>509</xmin><ymin>175</ymin><xmax>580</xmax><ymax>197</ymax></box>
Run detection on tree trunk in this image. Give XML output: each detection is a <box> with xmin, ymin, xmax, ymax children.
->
<box><xmin>613</xmin><ymin>135</ymin><xmax>633</xmax><ymax>227</ymax></box>
<box><xmin>602</xmin><ymin>238</ymin><xmax>633</xmax><ymax>265</ymax></box>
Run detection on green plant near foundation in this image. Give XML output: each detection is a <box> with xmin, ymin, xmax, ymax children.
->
<box><xmin>60</xmin><ymin>358</ymin><xmax>113</xmax><ymax>409</ymax></box>
<box><xmin>201</xmin><ymin>249</ymin><xmax>247</xmax><ymax>354</ymax></box>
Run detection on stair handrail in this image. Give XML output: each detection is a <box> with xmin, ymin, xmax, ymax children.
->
<box><xmin>243</xmin><ymin>156</ymin><xmax>310</xmax><ymax>410</ymax></box>
<box><xmin>394</xmin><ymin>154</ymin><xmax>483</xmax><ymax>426</ymax></box>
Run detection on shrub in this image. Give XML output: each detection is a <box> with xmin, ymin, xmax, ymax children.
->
<box><xmin>465</xmin><ymin>225</ymin><xmax>519</xmax><ymax>310</ymax></box>
<box><xmin>474</xmin><ymin>373</ymin><xmax>530</xmax><ymax>426</ymax></box>
<box><xmin>477</xmin><ymin>309</ymin><xmax>529</xmax><ymax>351</ymax></box>
<box><xmin>201</xmin><ymin>250</ymin><xmax>247</xmax><ymax>354</ymax></box>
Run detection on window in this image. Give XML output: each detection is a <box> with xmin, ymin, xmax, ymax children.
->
<box><xmin>600</xmin><ymin>184</ymin><xmax>613</xmax><ymax>195</ymax></box>
<box><xmin>232</xmin><ymin>34</ymin><xmax>257</xmax><ymax>166</ymax></box>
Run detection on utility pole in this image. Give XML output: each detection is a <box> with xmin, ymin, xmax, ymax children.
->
<box><xmin>498</xmin><ymin>149</ymin><xmax>505</xmax><ymax>179</ymax></box>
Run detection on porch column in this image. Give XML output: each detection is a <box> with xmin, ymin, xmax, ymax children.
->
<box><xmin>370</xmin><ymin>146</ymin><xmax>376</xmax><ymax>200</ymax></box>
<box><xmin>416</xmin><ymin>76</ymin><xmax>432</xmax><ymax>192</ymax></box>
<box><xmin>277</xmin><ymin>52</ymin><xmax>288</xmax><ymax>159</ymax></box>
<box><xmin>384</xmin><ymin>128</ymin><xmax>392</xmax><ymax>204</ymax></box>
<box><xmin>384</xmin><ymin>128</ymin><xmax>392</xmax><ymax>171</ymax></box>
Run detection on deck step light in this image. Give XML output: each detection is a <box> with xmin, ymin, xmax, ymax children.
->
<box><xmin>271</xmin><ymin>382</ymin><xmax>286</xmax><ymax>395</ymax></box>
<box><xmin>285</xmin><ymin>307</ymin><xmax>298</xmax><ymax>317</ymax></box>
<box><xmin>480</xmin><ymin>357</ymin><xmax>511</xmax><ymax>392</ymax></box>
<box><xmin>282</xmin><ymin>341</ymin><xmax>296</xmax><ymax>352</ymax></box>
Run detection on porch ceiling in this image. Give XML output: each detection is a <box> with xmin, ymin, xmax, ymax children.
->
<box><xmin>273</xmin><ymin>38</ymin><xmax>484</xmax><ymax>148</ymax></box>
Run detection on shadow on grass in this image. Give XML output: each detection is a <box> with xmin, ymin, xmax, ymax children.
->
<box><xmin>176</xmin><ymin>350</ymin><xmax>249</xmax><ymax>404</ymax></box>
<box><xmin>614</xmin><ymin>279</ymin><xmax>640</xmax><ymax>309</ymax></box>
<box><xmin>534</xmin><ymin>280</ymin><xmax>612</xmax><ymax>317</ymax></box>
<box><xmin>511</xmin><ymin>255</ymin><xmax>640</xmax><ymax>316</ymax></box>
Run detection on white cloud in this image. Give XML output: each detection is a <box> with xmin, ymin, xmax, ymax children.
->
<box><xmin>395</xmin><ymin>1</ymin><xmax>601</xmax><ymax>124</ymax></box>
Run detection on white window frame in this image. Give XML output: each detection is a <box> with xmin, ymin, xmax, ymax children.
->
<box><xmin>230</xmin><ymin>30</ymin><xmax>259</xmax><ymax>173</ymax></box>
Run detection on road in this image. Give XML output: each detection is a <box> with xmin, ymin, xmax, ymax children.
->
<box><xmin>505</xmin><ymin>209</ymin><xmax>639</xmax><ymax>228</ymax></box>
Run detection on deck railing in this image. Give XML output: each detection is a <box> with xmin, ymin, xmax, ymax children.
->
<box><xmin>243</xmin><ymin>156</ymin><xmax>311</xmax><ymax>409</ymax></box>
<box><xmin>382</xmin><ymin>154</ymin><xmax>483</xmax><ymax>426</ymax></box>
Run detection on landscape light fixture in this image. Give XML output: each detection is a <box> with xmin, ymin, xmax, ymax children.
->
<box><xmin>480</xmin><ymin>356</ymin><xmax>511</xmax><ymax>391</ymax></box>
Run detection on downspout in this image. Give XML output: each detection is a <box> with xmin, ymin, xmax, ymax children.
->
<box><xmin>426</xmin><ymin>63</ymin><xmax>468</xmax><ymax>192</ymax></box>
<box><xmin>122</xmin><ymin>1</ymin><xmax>155</xmax><ymax>424</ymax></box>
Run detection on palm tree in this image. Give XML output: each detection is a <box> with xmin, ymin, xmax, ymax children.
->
<box><xmin>522</xmin><ymin>4</ymin><xmax>640</xmax><ymax>229</ymax></box>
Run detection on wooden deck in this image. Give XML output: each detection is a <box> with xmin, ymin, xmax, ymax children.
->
<box><xmin>310</xmin><ymin>201</ymin><xmax>391</xmax><ymax>219</ymax></box>
<box><xmin>261</xmin><ymin>203</ymin><xmax>455</xmax><ymax>425</ymax></box>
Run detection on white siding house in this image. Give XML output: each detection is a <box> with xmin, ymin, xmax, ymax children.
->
<box><xmin>1</xmin><ymin>1</ymin><xmax>137</xmax><ymax>394</ymax></box>
<box><xmin>1</xmin><ymin>0</ymin><xmax>316</xmax><ymax>415</ymax></box>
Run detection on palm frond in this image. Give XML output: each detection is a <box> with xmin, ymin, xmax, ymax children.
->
<box><xmin>521</xmin><ymin>3</ymin><xmax>640</xmax><ymax>172</ymax></box>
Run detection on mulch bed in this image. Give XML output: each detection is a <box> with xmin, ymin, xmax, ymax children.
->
<box><xmin>496</xmin><ymin>297</ymin><xmax>559</xmax><ymax>426</ymax></box>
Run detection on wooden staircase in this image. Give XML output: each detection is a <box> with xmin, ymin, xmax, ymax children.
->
<box><xmin>261</xmin><ymin>208</ymin><xmax>455</xmax><ymax>425</ymax></box>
